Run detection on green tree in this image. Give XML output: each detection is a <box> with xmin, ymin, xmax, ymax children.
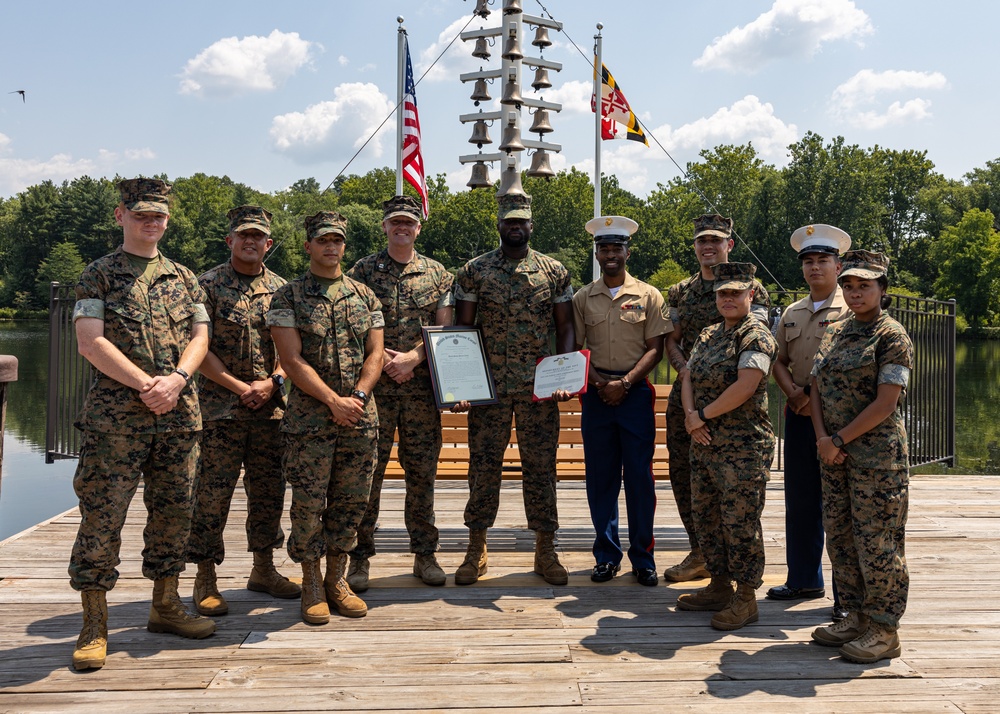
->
<box><xmin>34</xmin><ymin>241</ymin><xmax>87</xmax><ymax>304</ymax></box>
<box><xmin>931</xmin><ymin>208</ymin><xmax>1000</xmax><ymax>328</ymax></box>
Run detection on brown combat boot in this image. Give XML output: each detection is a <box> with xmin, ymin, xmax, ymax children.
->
<box><xmin>346</xmin><ymin>556</ymin><xmax>370</xmax><ymax>593</ymax></box>
<box><xmin>839</xmin><ymin>621</ymin><xmax>901</xmax><ymax>663</ymax></box>
<box><xmin>533</xmin><ymin>530</ymin><xmax>568</xmax><ymax>585</ymax></box>
<box><xmin>454</xmin><ymin>529</ymin><xmax>488</xmax><ymax>585</ymax></box>
<box><xmin>711</xmin><ymin>582</ymin><xmax>759</xmax><ymax>630</ymax></box>
<box><xmin>413</xmin><ymin>553</ymin><xmax>447</xmax><ymax>586</ymax></box>
<box><xmin>325</xmin><ymin>550</ymin><xmax>368</xmax><ymax>618</ymax></box>
<box><xmin>676</xmin><ymin>577</ymin><xmax>734</xmax><ymax>611</ymax></box>
<box><xmin>148</xmin><ymin>575</ymin><xmax>216</xmax><ymax>638</ymax></box>
<box><xmin>192</xmin><ymin>560</ymin><xmax>228</xmax><ymax>616</ymax></box>
<box><xmin>299</xmin><ymin>559</ymin><xmax>330</xmax><ymax>625</ymax></box>
<box><xmin>812</xmin><ymin>611</ymin><xmax>870</xmax><ymax>647</ymax></box>
<box><xmin>73</xmin><ymin>590</ymin><xmax>108</xmax><ymax>671</ymax></box>
<box><xmin>663</xmin><ymin>548</ymin><xmax>711</xmax><ymax>582</ymax></box>
<box><xmin>247</xmin><ymin>551</ymin><xmax>301</xmax><ymax>599</ymax></box>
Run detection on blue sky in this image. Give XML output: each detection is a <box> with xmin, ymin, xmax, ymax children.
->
<box><xmin>1</xmin><ymin>0</ymin><xmax>994</xmax><ymax>200</ymax></box>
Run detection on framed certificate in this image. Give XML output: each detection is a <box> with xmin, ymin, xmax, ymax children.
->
<box><xmin>421</xmin><ymin>326</ymin><xmax>498</xmax><ymax>409</ymax></box>
<box><xmin>533</xmin><ymin>349</ymin><xmax>590</xmax><ymax>401</ymax></box>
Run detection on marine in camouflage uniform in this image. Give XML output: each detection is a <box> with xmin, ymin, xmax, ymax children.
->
<box><xmin>677</xmin><ymin>262</ymin><xmax>776</xmax><ymax>631</ymax></box>
<box><xmin>187</xmin><ymin>205</ymin><xmax>300</xmax><ymax>617</ymax></box>
<box><xmin>346</xmin><ymin>196</ymin><xmax>454</xmax><ymax>589</ymax></box>
<box><xmin>452</xmin><ymin>193</ymin><xmax>575</xmax><ymax>586</ymax></box>
<box><xmin>267</xmin><ymin>210</ymin><xmax>384</xmax><ymax>623</ymax></box>
<box><xmin>663</xmin><ymin>214</ymin><xmax>770</xmax><ymax>582</ymax></box>
<box><xmin>810</xmin><ymin>250</ymin><xmax>913</xmax><ymax>663</ymax></box>
<box><xmin>69</xmin><ymin>178</ymin><xmax>215</xmax><ymax>671</ymax></box>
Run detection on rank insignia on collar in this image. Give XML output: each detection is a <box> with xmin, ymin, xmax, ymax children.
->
<box><xmin>784</xmin><ymin>322</ymin><xmax>795</xmax><ymax>327</ymax></box>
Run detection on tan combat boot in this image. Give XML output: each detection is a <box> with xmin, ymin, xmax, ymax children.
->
<box><xmin>413</xmin><ymin>553</ymin><xmax>447</xmax><ymax>586</ymax></box>
<box><xmin>73</xmin><ymin>590</ymin><xmax>108</xmax><ymax>671</ymax></box>
<box><xmin>812</xmin><ymin>611</ymin><xmax>870</xmax><ymax>647</ymax></box>
<box><xmin>839</xmin><ymin>621</ymin><xmax>902</xmax><ymax>663</ymax></box>
<box><xmin>711</xmin><ymin>582</ymin><xmax>759</xmax><ymax>631</ymax></box>
<box><xmin>192</xmin><ymin>560</ymin><xmax>228</xmax><ymax>616</ymax></box>
<box><xmin>533</xmin><ymin>530</ymin><xmax>568</xmax><ymax>585</ymax></box>
<box><xmin>454</xmin><ymin>529</ymin><xmax>488</xmax><ymax>585</ymax></box>
<box><xmin>346</xmin><ymin>556</ymin><xmax>370</xmax><ymax>593</ymax></box>
<box><xmin>247</xmin><ymin>551</ymin><xmax>301</xmax><ymax>599</ymax></box>
<box><xmin>663</xmin><ymin>548</ymin><xmax>711</xmax><ymax>582</ymax></box>
<box><xmin>325</xmin><ymin>550</ymin><xmax>368</xmax><ymax>618</ymax></box>
<box><xmin>676</xmin><ymin>577</ymin><xmax>734</xmax><ymax>611</ymax></box>
<box><xmin>299</xmin><ymin>559</ymin><xmax>330</xmax><ymax>624</ymax></box>
<box><xmin>148</xmin><ymin>574</ymin><xmax>216</xmax><ymax>638</ymax></box>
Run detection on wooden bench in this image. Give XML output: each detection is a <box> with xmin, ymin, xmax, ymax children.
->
<box><xmin>384</xmin><ymin>383</ymin><xmax>671</xmax><ymax>481</ymax></box>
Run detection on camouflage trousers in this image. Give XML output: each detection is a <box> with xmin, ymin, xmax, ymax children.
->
<box><xmin>820</xmin><ymin>462</ymin><xmax>909</xmax><ymax>628</ymax></box>
<box><xmin>69</xmin><ymin>429</ymin><xmax>200</xmax><ymax>591</ymax></box>
<box><xmin>465</xmin><ymin>393</ymin><xmax>559</xmax><ymax>532</ymax></box>
<box><xmin>281</xmin><ymin>428</ymin><xmax>376</xmax><ymax>563</ymax></box>
<box><xmin>187</xmin><ymin>420</ymin><xmax>286</xmax><ymax>565</ymax></box>
<box><xmin>351</xmin><ymin>393</ymin><xmax>441</xmax><ymax>559</ymax></box>
<box><xmin>690</xmin><ymin>444</ymin><xmax>768</xmax><ymax>587</ymax></box>
<box><xmin>666</xmin><ymin>385</ymin><xmax>699</xmax><ymax>550</ymax></box>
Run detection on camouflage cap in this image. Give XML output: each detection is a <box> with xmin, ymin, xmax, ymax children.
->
<box><xmin>118</xmin><ymin>178</ymin><xmax>171</xmax><ymax>215</ymax></box>
<box><xmin>712</xmin><ymin>262</ymin><xmax>756</xmax><ymax>291</ymax></box>
<box><xmin>304</xmin><ymin>210</ymin><xmax>348</xmax><ymax>240</ymax></box>
<box><xmin>693</xmin><ymin>213</ymin><xmax>733</xmax><ymax>240</ymax></box>
<box><xmin>839</xmin><ymin>249</ymin><xmax>889</xmax><ymax>281</ymax></box>
<box><xmin>382</xmin><ymin>195</ymin><xmax>422</xmax><ymax>222</ymax></box>
<box><xmin>227</xmin><ymin>205</ymin><xmax>272</xmax><ymax>236</ymax></box>
<box><xmin>498</xmin><ymin>193</ymin><xmax>532</xmax><ymax>220</ymax></box>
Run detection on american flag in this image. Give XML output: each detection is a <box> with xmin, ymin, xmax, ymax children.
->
<box><xmin>402</xmin><ymin>39</ymin><xmax>429</xmax><ymax>219</ymax></box>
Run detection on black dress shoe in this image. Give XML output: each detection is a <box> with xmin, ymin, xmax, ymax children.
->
<box><xmin>591</xmin><ymin>562</ymin><xmax>620</xmax><ymax>582</ymax></box>
<box><xmin>766</xmin><ymin>584</ymin><xmax>825</xmax><ymax>600</ymax></box>
<box><xmin>831</xmin><ymin>604</ymin><xmax>848</xmax><ymax>621</ymax></box>
<box><xmin>632</xmin><ymin>568</ymin><xmax>659</xmax><ymax>587</ymax></box>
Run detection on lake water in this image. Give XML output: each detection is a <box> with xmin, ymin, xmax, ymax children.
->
<box><xmin>0</xmin><ymin>322</ymin><xmax>996</xmax><ymax>541</ymax></box>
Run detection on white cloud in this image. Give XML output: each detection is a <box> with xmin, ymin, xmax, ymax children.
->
<box><xmin>695</xmin><ymin>0</ymin><xmax>873</xmax><ymax>73</ymax></box>
<box><xmin>269</xmin><ymin>82</ymin><xmax>395</xmax><ymax>163</ymax></box>
<box><xmin>419</xmin><ymin>16</ymin><xmax>496</xmax><ymax>83</ymax></box>
<box><xmin>543</xmin><ymin>80</ymin><xmax>594</xmax><ymax>115</ymax></box>
<box><xmin>338</xmin><ymin>55</ymin><xmax>350</xmax><ymax>67</ymax></box>
<box><xmin>831</xmin><ymin>69</ymin><xmax>948</xmax><ymax>129</ymax></box>
<box><xmin>179</xmin><ymin>30</ymin><xmax>318</xmax><ymax>97</ymax></box>
<box><xmin>663</xmin><ymin>95</ymin><xmax>798</xmax><ymax>158</ymax></box>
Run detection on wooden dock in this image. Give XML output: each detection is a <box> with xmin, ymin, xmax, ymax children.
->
<box><xmin>1</xmin><ymin>473</ymin><xmax>998</xmax><ymax>713</ymax></box>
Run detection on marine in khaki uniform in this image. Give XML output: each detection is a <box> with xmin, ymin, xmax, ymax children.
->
<box><xmin>187</xmin><ymin>205</ymin><xmax>300</xmax><ymax>617</ymax></box>
<box><xmin>810</xmin><ymin>250</ymin><xmax>913</xmax><ymax>664</ymax></box>
<box><xmin>572</xmin><ymin>215</ymin><xmax>670</xmax><ymax>586</ymax></box>
<box><xmin>345</xmin><ymin>195</ymin><xmax>454</xmax><ymax>590</ymax></box>
<box><xmin>452</xmin><ymin>193</ymin><xmax>575</xmax><ymax>586</ymax></box>
<box><xmin>267</xmin><ymin>211</ymin><xmax>384</xmax><ymax>624</ymax></box>
<box><xmin>768</xmin><ymin>224</ymin><xmax>851</xmax><ymax>620</ymax></box>
<box><xmin>663</xmin><ymin>214</ymin><xmax>770</xmax><ymax>582</ymax></box>
<box><xmin>70</xmin><ymin>178</ymin><xmax>215</xmax><ymax>671</ymax></box>
<box><xmin>677</xmin><ymin>262</ymin><xmax>776</xmax><ymax>631</ymax></box>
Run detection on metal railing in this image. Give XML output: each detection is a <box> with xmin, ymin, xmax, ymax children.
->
<box><xmin>46</xmin><ymin>283</ymin><xmax>92</xmax><ymax>463</ymax></box>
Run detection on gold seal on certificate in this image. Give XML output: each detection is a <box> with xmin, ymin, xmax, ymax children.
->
<box><xmin>421</xmin><ymin>326</ymin><xmax>498</xmax><ymax>409</ymax></box>
<box><xmin>533</xmin><ymin>350</ymin><xmax>590</xmax><ymax>401</ymax></box>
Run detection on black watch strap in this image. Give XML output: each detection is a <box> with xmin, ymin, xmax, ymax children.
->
<box><xmin>352</xmin><ymin>389</ymin><xmax>369</xmax><ymax>405</ymax></box>
<box><xmin>831</xmin><ymin>433</ymin><xmax>845</xmax><ymax>449</ymax></box>
<box><xmin>173</xmin><ymin>368</ymin><xmax>191</xmax><ymax>383</ymax></box>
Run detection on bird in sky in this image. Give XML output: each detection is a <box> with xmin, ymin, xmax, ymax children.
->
<box><xmin>9</xmin><ymin>90</ymin><xmax>26</xmax><ymax>102</ymax></box>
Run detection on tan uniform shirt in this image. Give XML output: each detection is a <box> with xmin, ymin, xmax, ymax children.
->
<box><xmin>572</xmin><ymin>272</ymin><xmax>672</xmax><ymax>372</ymax></box>
<box><xmin>776</xmin><ymin>287</ymin><xmax>850</xmax><ymax>388</ymax></box>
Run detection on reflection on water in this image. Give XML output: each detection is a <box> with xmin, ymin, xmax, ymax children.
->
<box><xmin>0</xmin><ymin>322</ymin><xmax>997</xmax><ymax>541</ymax></box>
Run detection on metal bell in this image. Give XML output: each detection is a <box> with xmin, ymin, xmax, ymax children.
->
<box><xmin>498</xmin><ymin>125</ymin><xmax>525</xmax><ymax>152</ymax></box>
<box><xmin>467</xmin><ymin>162</ymin><xmax>492</xmax><ymax>189</ymax></box>
<box><xmin>527</xmin><ymin>149</ymin><xmax>555</xmax><ymax>179</ymax></box>
<box><xmin>470</xmin><ymin>78</ymin><xmax>491</xmax><ymax>104</ymax></box>
<box><xmin>530</xmin><ymin>66</ymin><xmax>551</xmax><ymax>91</ymax></box>
<box><xmin>532</xmin><ymin>26</ymin><xmax>552</xmax><ymax>48</ymax></box>
<box><xmin>468</xmin><ymin>119</ymin><xmax>492</xmax><ymax>146</ymax></box>
<box><xmin>499</xmin><ymin>78</ymin><xmax>523</xmax><ymax>106</ymax></box>
<box><xmin>501</xmin><ymin>31</ymin><xmax>523</xmax><ymax>61</ymax></box>
<box><xmin>473</xmin><ymin>0</ymin><xmax>491</xmax><ymax>18</ymax></box>
<box><xmin>497</xmin><ymin>165</ymin><xmax>526</xmax><ymax>196</ymax></box>
<box><xmin>528</xmin><ymin>108</ymin><xmax>553</xmax><ymax>134</ymax></box>
<box><xmin>472</xmin><ymin>37</ymin><xmax>491</xmax><ymax>60</ymax></box>
<box><xmin>502</xmin><ymin>0</ymin><xmax>523</xmax><ymax>14</ymax></box>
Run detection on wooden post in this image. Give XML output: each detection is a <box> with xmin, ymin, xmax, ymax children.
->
<box><xmin>0</xmin><ymin>354</ymin><xmax>19</xmax><ymax>502</ymax></box>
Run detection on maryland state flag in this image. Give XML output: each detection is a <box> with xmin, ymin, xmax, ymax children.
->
<box><xmin>592</xmin><ymin>61</ymin><xmax>648</xmax><ymax>145</ymax></box>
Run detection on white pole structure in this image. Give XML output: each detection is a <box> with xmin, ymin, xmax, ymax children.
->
<box><xmin>592</xmin><ymin>24</ymin><xmax>603</xmax><ymax>281</ymax></box>
<box><xmin>395</xmin><ymin>17</ymin><xmax>406</xmax><ymax>196</ymax></box>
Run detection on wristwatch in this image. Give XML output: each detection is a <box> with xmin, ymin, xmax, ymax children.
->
<box><xmin>270</xmin><ymin>373</ymin><xmax>285</xmax><ymax>390</ymax></box>
<box><xmin>172</xmin><ymin>368</ymin><xmax>191</xmax><ymax>384</ymax></box>
<box><xmin>620</xmin><ymin>376</ymin><xmax>632</xmax><ymax>392</ymax></box>
<box><xmin>352</xmin><ymin>389</ymin><xmax>370</xmax><ymax>406</ymax></box>
<box><xmin>831</xmin><ymin>433</ymin><xmax>845</xmax><ymax>449</ymax></box>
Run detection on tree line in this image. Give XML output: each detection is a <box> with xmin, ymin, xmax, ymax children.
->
<box><xmin>2</xmin><ymin>131</ymin><xmax>999</xmax><ymax>329</ymax></box>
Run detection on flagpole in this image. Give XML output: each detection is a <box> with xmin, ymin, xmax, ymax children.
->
<box><xmin>396</xmin><ymin>17</ymin><xmax>406</xmax><ymax>196</ymax></box>
<box><xmin>592</xmin><ymin>24</ymin><xmax>603</xmax><ymax>281</ymax></box>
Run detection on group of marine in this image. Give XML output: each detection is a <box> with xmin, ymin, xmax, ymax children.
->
<box><xmin>66</xmin><ymin>177</ymin><xmax>912</xmax><ymax>672</ymax></box>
